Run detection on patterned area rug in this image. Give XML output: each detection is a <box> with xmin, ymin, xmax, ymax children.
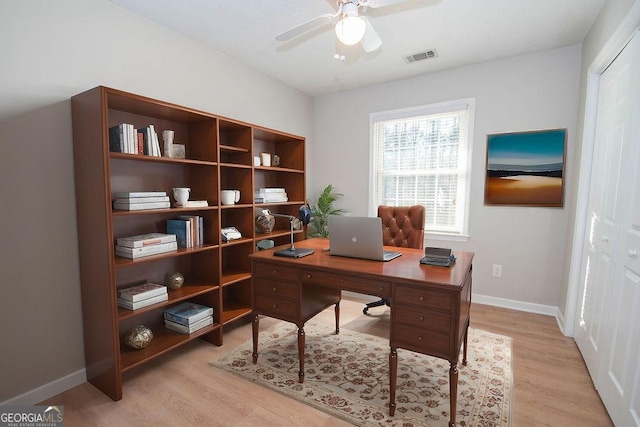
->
<box><xmin>210</xmin><ymin>321</ymin><xmax>512</xmax><ymax>427</ymax></box>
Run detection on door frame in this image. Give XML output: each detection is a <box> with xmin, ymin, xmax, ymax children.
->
<box><xmin>564</xmin><ymin>2</ymin><xmax>640</xmax><ymax>337</ymax></box>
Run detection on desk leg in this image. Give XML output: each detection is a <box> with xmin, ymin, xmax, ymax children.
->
<box><xmin>334</xmin><ymin>301</ymin><xmax>340</xmax><ymax>334</ymax></box>
<box><xmin>297</xmin><ymin>326</ymin><xmax>305</xmax><ymax>383</ymax></box>
<box><xmin>462</xmin><ymin>323</ymin><xmax>469</xmax><ymax>366</ymax></box>
<box><xmin>389</xmin><ymin>347</ymin><xmax>397</xmax><ymax>416</ymax></box>
<box><xmin>449</xmin><ymin>362</ymin><xmax>458</xmax><ymax>427</ymax></box>
<box><xmin>252</xmin><ymin>314</ymin><xmax>259</xmax><ymax>363</ymax></box>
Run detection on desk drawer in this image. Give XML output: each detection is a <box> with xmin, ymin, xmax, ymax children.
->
<box><xmin>254</xmin><ymin>278</ymin><xmax>298</xmax><ymax>301</ymax></box>
<box><xmin>394</xmin><ymin>306</ymin><xmax>451</xmax><ymax>333</ymax></box>
<box><xmin>254</xmin><ymin>293</ymin><xmax>297</xmax><ymax>320</ymax></box>
<box><xmin>394</xmin><ymin>286</ymin><xmax>451</xmax><ymax>310</ymax></box>
<box><xmin>302</xmin><ymin>269</ymin><xmax>391</xmax><ymax>297</ymax></box>
<box><xmin>392</xmin><ymin>323</ymin><xmax>449</xmax><ymax>356</ymax></box>
<box><xmin>253</xmin><ymin>263</ymin><xmax>299</xmax><ymax>282</ymax></box>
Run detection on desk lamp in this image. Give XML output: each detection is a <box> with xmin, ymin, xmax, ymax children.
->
<box><xmin>273</xmin><ymin>204</ymin><xmax>314</xmax><ymax>258</ymax></box>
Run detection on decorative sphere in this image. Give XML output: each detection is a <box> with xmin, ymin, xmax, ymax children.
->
<box><xmin>125</xmin><ymin>324</ymin><xmax>153</xmax><ymax>350</ymax></box>
<box><xmin>164</xmin><ymin>272</ymin><xmax>185</xmax><ymax>290</ymax></box>
<box><xmin>255</xmin><ymin>212</ymin><xmax>275</xmax><ymax>233</ymax></box>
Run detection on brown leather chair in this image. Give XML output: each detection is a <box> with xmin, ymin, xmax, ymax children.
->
<box><xmin>363</xmin><ymin>205</ymin><xmax>426</xmax><ymax>314</ymax></box>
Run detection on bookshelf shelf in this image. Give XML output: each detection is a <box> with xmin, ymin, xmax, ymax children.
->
<box><xmin>71</xmin><ymin>86</ymin><xmax>306</xmax><ymax>401</ymax></box>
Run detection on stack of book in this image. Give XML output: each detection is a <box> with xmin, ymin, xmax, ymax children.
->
<box><xmin>164</xmin><ymin>302</ymin><xmax>213</xmax><ymax>334</ymax></box>
<box><xmin>115</xmin><ymin>232</ymin><xmax>178</xmax><ymax>259</ymax></box>
<box><xmin>116</xmin><ymin>282</ymin><xmax>168</xmax><ymax>310</ymax></box>
<box><xmin>113</xmin><ymin>191</ymin><xmax>171</xmax><ymax>211</ymax></box>
<box><xmin>254</xmin><ymin>188</ymin><xmax>288</xmax><ymax>203</ymax></box>
<box><xmin>166</xmin><ymin>215</ymin><xmax>203</xmax><ymax>248</ymax></box>
<box><xmin>420</xmin><ymin>247</ymin><xmax>456</xmax><ymax>267</ymax></box>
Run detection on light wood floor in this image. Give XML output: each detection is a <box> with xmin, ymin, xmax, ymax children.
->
<box><xmin>41</xmin><ymin>296</ymin><xmax>613</xmax><ymax>426</ymax></box>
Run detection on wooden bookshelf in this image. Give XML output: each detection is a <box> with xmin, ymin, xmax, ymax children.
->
<box><xmin>71</xmin><ymin>86</ymin><xmax>306</xmax><ymax>400</ymax></box>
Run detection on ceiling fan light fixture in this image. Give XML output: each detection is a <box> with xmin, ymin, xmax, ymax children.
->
<box><xmin>335</xmin><ymin>16</ymin><xmax>366</xmax><ymax>46</ymax></box>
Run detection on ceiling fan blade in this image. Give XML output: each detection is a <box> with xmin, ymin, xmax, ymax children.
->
<box><xmin>275</xmin><ymin>13</ymin><xmax>337</xmax><ymax>41</ymax></box>
<box><xmin>365</xmin><ymin>0</ymin><xmax>410</xmax><ymax>8</ymax></box>
<box><xmin>361</xmin><ymin>17</ymin><xmax>382</xmax><ymax>52</ymax></box>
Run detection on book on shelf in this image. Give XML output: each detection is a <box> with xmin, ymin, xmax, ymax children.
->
<box><xmin>254</xmin><ymin>188</ymin><xmax>288</xmax><ymax>203</ymax></box>
<box><xmin>116</xmin><ymin>232</ymin><xmax>177</xmax><ymax>248</ymax></box>
<box><xmin>117</xmin><ymin>292</ymin><xmax>168</xmax><ymax>310</ymax></box>
<box><xmin>166</xmin><ymin>219</ymin><xmax>191</xmax><ymax>248</ymax></box>
<box><xmin>113</xmin><ymin>201</ymin><xmax>171</xmax><ymax>211</ymax></box>
<box><xmin>164</xmin><ymin>316</ymin><xmax>213</xmax><ymax>334</ymax></box>
<box><xmin>177</xmin><ymin>215</ymin><xmax>203</xmax><ymax>246</ymax></box>
<box><xmin>118</xmin><ymin>282</ymin><xmax>167</xmax><ymax>302</ymax></box>
<box><xmin>114</xmin><ymin>191</ymin><xmax>167</xmax><ymax>198</ymax></box>
<box><xmin>149</xmin><ymin>124</ymin><xmax>161</xmax><ymax>157</ymax></box>
<box><xmin>113</xmin><ymin>196</ymin><xmax>170</xmax><ymax>204</ymax></box>
<box><xmin>115</xmin><ymin>241</ymin><xmax>178</xmax><ymax>259</ymax></box>
<box><xmin>109</xmin><ymin>123</ymin><xmax>137</xmax><ymax>154</ymax></box>
<box><xmin>164</xmin><ymin>302</ymin><xmax>213</xmax><ymax>325</ymax></box>
<box><xmin>174</xmin><ymin>200</ymin><xmax>209</xmax><ymax>208</ymax></box>
<box><xmin>256</xmin><ymin>188</ymin><xmax>287</xmax><ymax>193</ymax></box>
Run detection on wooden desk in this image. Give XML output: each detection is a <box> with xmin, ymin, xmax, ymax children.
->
<box><xmin>250</xmin><ymin>238</ymin><xmax>473</xmax><ymax>427</ymax></box>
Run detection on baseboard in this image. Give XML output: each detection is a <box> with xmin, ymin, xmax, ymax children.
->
<box><xmin>0</xmin><ymin>369</ymin><xmax>86</xmax><ymax>406</ymax></box>
<box><xmin>473</xmin><ymin>293</ymin><xmax>564</xmax><ymax>330</ymax></box>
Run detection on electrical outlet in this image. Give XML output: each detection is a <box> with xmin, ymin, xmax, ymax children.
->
<box><xmin>492</xmin><ymin>264</ymin><xmax>502</xmax><ymax>278</ymax></box>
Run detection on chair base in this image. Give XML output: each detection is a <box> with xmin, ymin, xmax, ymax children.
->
<box><xmin>363</xmin><ymin>298</ymin><xmax>391</xmax><ymax>314</ymax></box>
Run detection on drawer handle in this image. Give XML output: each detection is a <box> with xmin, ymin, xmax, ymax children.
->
<box><xmin>419</xmin><ymin>296</ymin><xmax>424</xmax><ymax>301</ymax></box>
<box><xmin>418</xmin><ymin>336</ymin><xmax>423</xmax><ymax>341</ymax></box>
<box><xmin>272</xmin><ymin>287</ymin><xmax>277</xmax><ymax>292</ymax></box>
<box><xmin>307</xmin><ymin>274</ymin><xmax>312</xmax><ymax>279</ymax></box>
<box><xmin>272</xmin><ymin>269</ymin><xmax>277</xmax><ymax>275</ymax></box>
<box><xmin>379</xmin><ymin>286</ymin><xmax>384</xmax><ymax>291</ymax></box>
<box><xmin>272</xmin><ymin>303</ymin><xmax>278</xmax><ymax>309</ymax></box>
<box><xmin>419</xmin><ymin>315</ymin><xmax>424</xmax><ymax>321</ymax></box>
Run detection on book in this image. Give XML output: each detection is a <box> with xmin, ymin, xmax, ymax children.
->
<box><xmin>256</xmin><ymin>188</ymin><xmax>287</xmax><ymax>193</ymax></box>
<box><xmin>115</xmin><ymin>241</ymin><xmax>178</xmax><ymax>259</ymax></box>
<box><xmin>177</xmin><ymin>215</ymin><xmax>203</xmax><ymax>246</ymax></box>
<box><xmin>114</xmin><ymin>191</ymin><xmax>167</xmax><ymax>198</ymax></box>
<box><xmin>164</xmin><ymin>316</ymin><xmax>213</xmax><ymax>334</ymax></box>
<box><xmin>117</xmin><ymin>292</ymin><xmax>168</xmax><ymax>310</ymax></box>
<box><xmin>166</xmin><ymin>219</ymin><xmax>191</xmax><ymax>248</ymax></box>
<box><xmin>149</xmin><ymin>124</ymin><xmax>161</xmax><ymax>157</ymax></box>
<box><xmin>116</xmin><ymin>232</ymin><xmax>177</xmax><ymax>248</ymax></box>
<box><xmin>113</xmin><ymin>196</ymin><xmax>170</xmax><ymax>204</ymax></box>
<box><xmin>174</xmin><ymin>200</ymin><xmax>209</xmax><ymax>208</ymax></box>
<box><xmin>118</xmin><ymin>282</ymin><xmax>167</xmax><ymax>302</ymax></box>
<box><xmin>113</xmin><ymin>201</ymin><xmax>171</xmax><ymax>211</ymax></box>
<box><xmin>108</xmin><ymin>124</ymin><xmax>124</xmax><ymax>153</ymax></box>
<box><xmin>164</xmin><ymin>302</ymin><xmax>213</xmax><ymax>325</ymax></box>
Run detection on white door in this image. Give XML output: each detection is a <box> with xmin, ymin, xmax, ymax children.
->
<box><xmin>595</xmin><ymin>29</ymin><xmax>640</xmax><ymax>426</ymax></box>
<box><xmin>575</xmin><ymin>30</ymin><xmax>640</xmax><ymax>426</ymax></box>
<box><xmin>574</xmin><ymin>34</ymin><xmax>629</xmax><ymax>381</ymax></box>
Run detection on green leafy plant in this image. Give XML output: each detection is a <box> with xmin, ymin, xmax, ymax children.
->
<box><xmin>307</xmin><ymin>184</ymin><xmax>346</xmax><ymax>238</ymax></box>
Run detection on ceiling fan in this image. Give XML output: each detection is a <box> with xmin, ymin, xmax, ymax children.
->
<box><xmin>275</xmin><ymin>0</ymin><xmax>409</xmax><ymax>54</ymax></box>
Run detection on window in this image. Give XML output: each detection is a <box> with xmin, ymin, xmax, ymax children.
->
<box><xmin>370</xmin><ymin>99</ymin><xmax>474</xmax><ymax>240</ymax></box>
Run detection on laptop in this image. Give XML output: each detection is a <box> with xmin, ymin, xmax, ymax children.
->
<box><xmin>328</xmin><ymin>216</ymin><xmax>402</xmax><ymax>262</ymax></box>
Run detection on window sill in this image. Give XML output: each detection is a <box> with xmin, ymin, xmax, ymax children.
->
<box><xmin>425</xmin><ymin>233</ymin><xmax>470</xmax><ymax>243</ymax></box>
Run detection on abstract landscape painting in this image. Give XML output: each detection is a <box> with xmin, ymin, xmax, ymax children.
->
<box><xmin>484</xmin><ymin>129</ymin><xmax>566</xmax><ymax>206</ymax></box>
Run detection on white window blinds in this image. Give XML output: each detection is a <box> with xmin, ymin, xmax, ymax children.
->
<box><xmin>370</xmin><ymin>99</ymin><xmax>474</xmax><ymax>238</ymax></box>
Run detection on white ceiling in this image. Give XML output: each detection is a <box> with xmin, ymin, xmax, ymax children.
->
<box><xmin>109</xmin><ymin>0</ymin><xmax>606</xmax><ymax>97</ymax></box>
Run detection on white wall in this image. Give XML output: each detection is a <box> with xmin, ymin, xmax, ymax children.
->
<box><xmin>0</xmin><ymin>0</ymin><xmax>313</xmax><ymax>403</ymax></box>
<box><xmin>311</xmin><ymin>45</ymin><xmax>582</xmax><ymax>310</ymax></box>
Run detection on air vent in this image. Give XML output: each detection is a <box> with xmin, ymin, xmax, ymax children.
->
<box><xmin>404</xmin><ymin>49</ymin><xmax>438</xmax><ymax>64</ymax></box>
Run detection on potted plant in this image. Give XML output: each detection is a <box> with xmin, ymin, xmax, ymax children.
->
<box><xmin>307</xmin><ymin>184</ymin><xmax>346</xmax><ymax>238</ymax></box>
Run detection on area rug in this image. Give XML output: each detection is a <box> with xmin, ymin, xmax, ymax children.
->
<box><xmin>210</xmin><ymin>321</ymin><xmax>512</xmax><ymax>427</ymax></box>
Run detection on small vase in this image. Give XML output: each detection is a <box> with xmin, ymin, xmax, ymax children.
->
<box><xmin>256</xmin><ymin>211</ymin><xmax>275</xmax><ymax>233</ymax></box>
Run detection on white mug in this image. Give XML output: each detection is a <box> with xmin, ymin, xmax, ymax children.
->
<box><xmin>221</xmin><ymin>189</ymin><xmax>240</xmax><ymax>205</ymax></box>
<box><xmin>260</xmin><ymin>152</ymin><xmax>271</xmax><ymax>167</ymax></box>
<box><xmin>172</xmin><ymin>187</ymin><xmax>190</xmax><ymax>206</ymax></box>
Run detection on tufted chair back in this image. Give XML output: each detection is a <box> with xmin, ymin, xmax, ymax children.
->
<box><xmin>377</xmin><ymin>205</ymin><xmax>425</xmax><ymax>250</ymax></box>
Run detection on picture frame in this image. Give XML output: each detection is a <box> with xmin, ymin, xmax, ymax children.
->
<box><xmin>484</xmin><ymin>128</ymin><xmax>566</xmax><ymax>207</ymax></box>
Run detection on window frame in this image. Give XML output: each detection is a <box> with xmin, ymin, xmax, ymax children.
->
<box><xmin>369</xmin><ymin>98</ymin><xmax>475</xmax><ymax>242</ymax></box>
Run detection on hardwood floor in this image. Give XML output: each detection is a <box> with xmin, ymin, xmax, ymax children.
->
<box><xmin>41</xmin><ymin>295</ymin><xmax>613</xmax><ymax>426</ymax></box>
